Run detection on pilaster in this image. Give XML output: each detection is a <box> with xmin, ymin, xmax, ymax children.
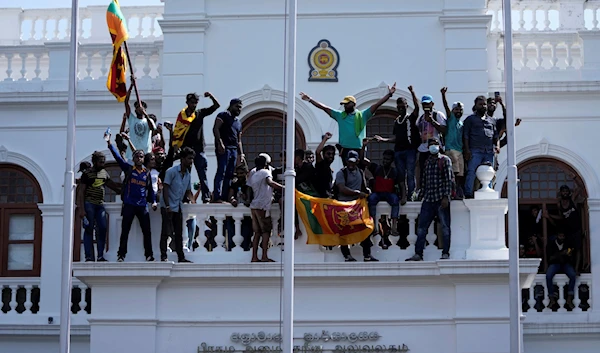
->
<box><xmin>37</xmin><ymin>204</ymin><xmax>65</xmax><ymax>319</ymax></box>
<box><xmin>587</xmin><ymin>198</ymin><xmax>600</xmax><ymax>321</ymax></box>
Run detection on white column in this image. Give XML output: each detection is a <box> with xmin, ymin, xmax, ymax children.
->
<box><xmin>463</xmin><ymin>199</ymin><xmax>509</xmax><ymax>260</ymax></box>
<box><xmin>37</xmin><ymin>204</ymin><xmax>65</xmax><ymax>320</ymax></box>
<box><xmin>587</xmin><ymin>199</ymin><xmax>600</xmax><ymax>320</ymax></box>
<box><xmin>0</xmin><ymin>8</ymin><xmax>23</xmax><ymax>45</ymax></box>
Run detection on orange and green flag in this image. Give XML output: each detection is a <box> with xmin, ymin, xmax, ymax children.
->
<box><xmin>106</xmin><ymin>0</ymin><xmax>129</xmax><ymax>102</ymax></box>
<box><xmin>295</xmin><ymin>190</ymin><xmax>374</xmax><ymax>246</ymax></box>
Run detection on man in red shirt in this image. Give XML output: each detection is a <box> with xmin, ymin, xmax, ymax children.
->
<box><xmin>367</xmin><ymin>150</ymin><xmax>400</xmax><ymax>236</ymax></box>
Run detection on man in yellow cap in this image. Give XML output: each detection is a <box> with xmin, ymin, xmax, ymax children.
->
<box><xmin>300</xmin><ymin>83</ymin><xmax>396</xmax><ymax>163</ymax></box>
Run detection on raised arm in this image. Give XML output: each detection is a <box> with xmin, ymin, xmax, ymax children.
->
<box><xmin>124</xmin><ymin>84</ymin><xmax>133</xmax><ymax>117</ymax></box>
<box><xmin>409</xmin><ymin>85</ymin><xmax>420</xmax><ymax>119</ymax></box>
<box><xmin>315</xmin><ymin>132</ymin><xmax>332</xmax><ymax>163</ymax></box>
<box><xmin>121</xmin><ymin>132</ymin><xmax>137</xmax><ymax>153</ymax></box>
<box><xmin>119</xmin><ymin>113</ymin><xmax>128</xmax><ymax>134</ymax></box>
<box><xmin>440</xmin><ymin>87</ymin><xmax>451</xmax><ymax>118</ymax></box>
<box><xmin>201</xmin><ymin>92</ymin><xmax>221</xmax><ymax>116</ymax></box>
<box><xmin>369</xmin><ymin>82</ymin><xmax>396</xmax><ymax>114</ymax></box>
<box><xmin>106</xmin><ymin>134</ymin><xmax>131</xmax><ymax>172</ymax></box>
<box><xmin>300</xmin><ymin>92</ymin><xmax>333</xmax><ymax>117</ymax></box>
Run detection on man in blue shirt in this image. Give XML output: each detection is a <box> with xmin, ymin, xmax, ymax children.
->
<box><xmin>160</xmin><ymin>147</ymin><xmax>196</xmax><ymax>262</ymax></box>
<box><xmin>299</xmin><ymin>83</ymin><xmax>396</xmax><ymax>164</ymax></box>
<box><xmin>463</xmin><ymin>95</ymin><xmax>504</xmax><ymax>198</ymax></box>
<box><xmin>212</xmin><ymin>99</ymin><xmax>244</xmax><ymax>203</ymax></box>
<box><xmin>106</xmin><ymin>132</ymin><xmax>158</xmax><ymax>262</ymax></box>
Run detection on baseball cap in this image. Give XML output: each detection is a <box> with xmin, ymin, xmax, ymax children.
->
<box><xmin>230</xmin><ymin>98</ymin><xmax>242</xmax><ymax>106</ymax></box>
<box><xmin>421</xmin><ymin>95</ymin><xmax>433</xmax><ymax>104</ymax></box>
<box><xmin>346</xmin><ymin>150</ymin><xmax>359</xmax><ymax>163</ymax></box>
<box><xmin>452</xmin><ymin>102</ymin><xmax>464</xmax><ymax>110</ymax></box>
<box><xmin>78</xmin><ymin>161</ymin><xmax>91</xmax><ymax>173</ymax></box>
<box><xmin>259</xmin><ymin>153</ymin><xmax>272</xmax><ymax>164</ymax></box>
<box><xmin>340</xmin><ymin>96</ymin><xmax>357</xmax><ymax>105</ymax></box>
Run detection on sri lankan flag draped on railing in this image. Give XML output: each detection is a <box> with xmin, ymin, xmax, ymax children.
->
<box><xmin>106</xmin><ymin>0</ymin><xmax>129</xmax><ymax>102</ymax></box>
<box><xmin>295</xmin><ymin>190</ymin><xmax>374</xmax><ymax>246</ymax></box>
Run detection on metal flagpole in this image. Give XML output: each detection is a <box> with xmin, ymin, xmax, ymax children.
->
<box><xmin>59</xmin><ymin>0</ymin><xmax>79</xmax><ymax>352</ymax></box>
<box><xmin>501</xmin><ymin>1</ymin><xmax>522</xmax><ymax>352</ymax></box>
<box><xmin>282</xmin><ymin>0</ymin><xmax>297</xmax><ymax>352</ymax></box>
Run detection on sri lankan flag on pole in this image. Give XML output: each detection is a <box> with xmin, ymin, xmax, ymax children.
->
<box><xmin>295</xmin><ymin>190</ymin><xmax>374</xmax><ymax>246</ymax></box>
<box><xmin>106</xmin><ymin>0</ymin><xmax>129</xmax><ymax>102</ymax></box>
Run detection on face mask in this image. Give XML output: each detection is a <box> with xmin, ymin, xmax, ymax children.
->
<box><xmin>429</xmin><ymin>145</ymin><xmax>440</xmax><ymax>154</ymax></box>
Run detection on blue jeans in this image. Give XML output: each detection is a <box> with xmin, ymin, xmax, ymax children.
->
<box><xmin>193</xmin><ymin>151</ymin><xmax>211</xmax><ymax>203</ymax></box>
<box><xmin>225</xmin><ymin>216</ymin><xmax>253</xmax><ymax>251</ymax></box>
<box><xmin>464</xmin><ymin>151</ymin><xmax>494</xmax><ymax>197</ymax></box>
<box><xmin>394</xmin><ymin>150</ymin><xmax>417</xmax><ymax>197</ymax></box>
<box><xmin>414</xmin><ymin>200</ymin><xmax>451</xmax><ymax>256</ymax></box>
<box><xmin>546</xmin><ymin>263</ymin><xmax>577</xmax><ymax>298</ymax></box>
<box><xmin>368</xmin><ymin>192</ymin><xmax>400</xmax><ymax>219</ymax></box>
<box><xmin>213</xmin><ymin>148</ymin><xmax>237</xmax><ymax>201</ymax></box>
<box><xmin>83</xmin><ymin>202</ymin><xmax>107</xmax><ymax>260</ymax></box>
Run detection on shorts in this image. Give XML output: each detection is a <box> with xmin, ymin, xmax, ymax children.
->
<box><xmin>251</xmin><ymin>209</ymin><xmax>272</xmax><ymax>235</ymax></box>
<box><xmin>445</xmin><ymin>149</ymin><xmax>464</xmax><ymax>176</ymax></box>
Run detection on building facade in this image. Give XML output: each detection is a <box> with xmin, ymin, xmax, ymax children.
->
<box><xmin>1</xmin><ymin>0</ymin><xmax>600</xmax><ymax>352</ymax></box>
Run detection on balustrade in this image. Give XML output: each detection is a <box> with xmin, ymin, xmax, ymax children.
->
<box><xmin>523</xmin><ymin>274</ymin><xmax>592</xmax><ymax>314</ymax></box>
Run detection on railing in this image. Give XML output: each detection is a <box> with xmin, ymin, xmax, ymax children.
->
<box><xmin>0</xmin><ymin>42</ymin><xmax>161</xmax><ymax>85</ymax></box>
<box><xmin>487</xmin><ymin>0</ymin><xmax>600</xmax><ymax>32</ymax></box>
<box><xmin>523</xmin><ymin>274</ymin><xmax>592</xmax><ymax>313</ymax></box>
<box><xmin>1</xmin><ymin>278</ymin><xmax>90</xmax><ymax>316</ymax></box>
<box><xmin>17</xmin><ymin>6</ymin><xmax>164</xmax><ymax>43</ymax></box>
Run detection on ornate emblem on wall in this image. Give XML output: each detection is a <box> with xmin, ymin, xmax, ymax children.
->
<box><xmin>308</xmin><ymin>39</ymin><xmax>339</xmax><ymax>82</ymax></box>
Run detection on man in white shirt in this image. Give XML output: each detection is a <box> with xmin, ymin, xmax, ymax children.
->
<box><xmin>246</xmin><ymin>155</ymin><xmax>284</xmax><ymax>263</ymax></box>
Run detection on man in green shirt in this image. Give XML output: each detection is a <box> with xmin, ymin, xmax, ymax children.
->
<box><xmin>300</xmin><ymin>83</ymin><xmax>396</xmax><ymax>163</ymax></box>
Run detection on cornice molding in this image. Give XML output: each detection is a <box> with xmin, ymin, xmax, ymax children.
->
<box><xmin>439</xmin><ymin>15</ymin><xmax>492</xmax><ymax>29</ymax></box>
<box><xmin>158</xmin><ymin>16</ymin><xmax>210</xmax><ymax>34</ymax></box>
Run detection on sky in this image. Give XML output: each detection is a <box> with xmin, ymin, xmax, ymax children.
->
<box><xmin>3</xmin><ymin>0</ymin><xmax>162</xmax><ymax>8</ymax></box>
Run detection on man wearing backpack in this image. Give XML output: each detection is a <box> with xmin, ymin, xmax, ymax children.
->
<box><xmin>406</xmin><ymin>138</ymin><xmax>454</xmax><ymax>261</ymax></box>
<box><xmin>107</xmin><ymin>132</ymin><xmax>158</xmax><ymax>262</ymax></box>
<box><xmin>334</xmin><ymin>150</ymin><xmax>379</xmax><ymax>262</ymax></box>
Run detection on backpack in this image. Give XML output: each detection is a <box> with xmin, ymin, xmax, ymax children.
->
<box><xmin>121</xmin><ymin>167</ymin><xmax>154</xmax><ymax>204</ymax></box>
<box><xmin>332</xmin><ymin>167</ymin><xmax>369</xmax><ymax>200</ymax></box>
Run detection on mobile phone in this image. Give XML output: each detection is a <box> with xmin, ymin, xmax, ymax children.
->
<box><xmin>106</xmin><ymin>127</ymin><xmax>111</xmax><ymax>135</ymax></box>
<box><xmin>494</xmin><ymin>91</ymin><xmax>500</xmax><ymax>98</ymax></box>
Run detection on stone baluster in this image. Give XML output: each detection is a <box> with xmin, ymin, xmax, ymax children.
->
<box><xmin>4</xmin><ymin>53</ymin><xmax>14</xmax><ymax>81</ymax></box>
<box><xmin>143</xmin><ymin>50</ymin><xmax>151</xmax><ymax>78</ymax></box>
<box><xmin>549</xmin><ymin>42</ymin><xmax>559</xmax><ymax>69</ymax></box>
<box><xmin>213</xmin><ymin>215</ymin><xmax>226</xmax><ymax>252</ymax></box>
<box><xmin>197</xmin><ymin>217</ymin><xmax>208</xmax><ymax>253</ymax></box>
<box><xmin>30</xmin><ymin>17</ymin><xmax>37</xmax><ymax>41</ymax></box>
<box><xmin>271</xmin><ymin>213</ymin><xmax>280</xmax><ymax>247</ymax></box>
<box><xmin>232</xmin><ymin>215</ymin><xmax>244</xmax><ymax>252</ymax></box>
<box><xmin>52</xmin><ymin>17</ymin><xmax>60</xmax><ymax>40</ymax></box>
<box><xmin>84</xmin><ymin>50</ymin><xmax>94</xmax><ymax>79</ymax></box>
<box><xmin>531</xmin><ymin>7</ymin><xmax>539</xmax><ymax>31</ymax></box>
<box><xmin>33</xmin><ymin>52</ymin><xmax>43</xmax><ymax>80</ymax></box>
<box><xmin>544</xmin><ymin>9</ymin><xmax>551</xmax><ymax>31</ymax></box>
<box><xmin>527</xmin><ymin>285</ymin><xmax>537</xmax><ymax>313</ymax></box>
<box><xmin>78</xmin><ymin>16</ymin><xmax>85</xmax><ymax>39</ymax></box>
<box><xmin>425</xmin><ymin>223</ymin><xmax>437</xmax><ymax>251</ymax></box>
<box><xmin>593</xmin><ymin>9</ymin><xmax>599</xmax><ymax>30</ymax></box>
<box><xmin>19</xmin><ymin>53</ymin><xmax>28</xmax><ymax>81</ymax></box>
<box><xmin>492</xmin><ymin>9</ymin><xmax>500</xmax><ymax>31</ymax></box>
<box><xmin>9</xmin><ymin>285</ymin><xmax>18</xmax><ymax>314</ymax></box>
<box><xmin>518</xmin><ymin>9</ymin><xmax>526</xmax><ymax>31</ymax></box>
<box><xmin>150</xmin><ymin>15</ymin><xmax>157</xmax><ymax>37</ymax></box>
<box><xmin>520</xmin><ymin>42</ymin><xmax>529</xmax><ymax>70</ymax></box>
<box><xmin>572</xmin><ymin>281</ymin><xmax>582</xmax><ymax>312</ymax></box>
<box><xmin>66</xmin><ymin>17</ymin><xmax>71</xmax><ymax>40</ymax></box>
<box><xmin>137</xmin><ymin>15</ymin><xmax>145</xmax><ymax>38</ymax></box>
<box><xmin>557</xmin><ymin>277</ymin><xmax>567</xmax><ymax>312</ymax></box>
<box><xmin>565</xmin><ymin>41</ymin><xmax>574</xmax><ymax>69</ymax></box>
<box><xmin>406</xmin><ymin>213</ymin><xmax>417</xmax><ymax>252</ymax></box>
<box><xmin>542</xmin><ymin>281</ymin><xmax>552</xmax><ymax>312</ymax></box>
<box><xmin>79</xmin><ymin>284</ymin><xmax>88</xmax><ymax>314</ymax></box>
<box><xmin>100</xmin><ymin>50</ymin><xmax>109</xmax><ymax>78</ymax></box>
<box><xmin>41</xmin><ymin>17</ymin><xmax>48</xmax><ymax>41</ymax></box>
<box><xmin>534</xmin><ymin>42</ymin><xmax>543</xmax><ymax>69</ymax></box>
<box><xmin>24</xmin><ymin>285</ymin><xmax>33</xmax><ymax>314</ymax></box>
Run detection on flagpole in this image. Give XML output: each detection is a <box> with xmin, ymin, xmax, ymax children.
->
<box><xmin>501</xmin><ymin>1</ymin><xmax>522</xmax><ymax>352</ymax></box>
<box><xmin>59</xmin><ymin>0</ymin><xmax>79</xmax><ymax>352</ymax></box>
<box><xmin>282</xmin><ymin>0</ymin><xmax>297</xmax><ymax>352</ymax></box>
<box><xmin>122</xmin><ymin>41</ymin><xmax>142</xmax><ymax>105</ymax></box>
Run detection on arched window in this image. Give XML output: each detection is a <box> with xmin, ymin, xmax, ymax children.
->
<box><xmin>0</xmin><ymin>164</ymin><xmax>43</xmax><ymax>277</ymax></box>
<box><xmin>365</xmin><ymin>109</ymin><xmax>396</xmax><ymax>166</ymax></box>
<box><xmin>502</xmin><ymin>158</ymin><xmax>590</xmax><ymax>273</ymax></box>
<box><xmin>242</xmin><ymin>111</ymin><xmax>307</xmax><ymax>164</ymax></box>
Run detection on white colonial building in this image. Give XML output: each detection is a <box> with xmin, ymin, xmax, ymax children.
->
<box><xmin>1</xmin><ymin>0</ymin><xmax>600</xmax><ymax>352</ymax></box>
